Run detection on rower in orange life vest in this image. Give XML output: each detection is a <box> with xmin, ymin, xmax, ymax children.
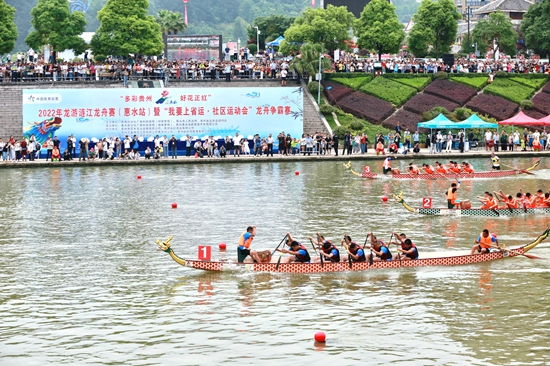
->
<box><xmin>309</xmin><ymin>233</ymin><xmax>340</xmax><ymax>262</ymax></box>
<box><xmin>277</xmin><ymin>239</ymin><xmax>311</xmax><ymax>263</ymax></box>
<box><xmin>446</xmin><ymin>180</ymin><xmax>460</xmax><ymax>209</ymax></box>
<box><xmin>237</xmin><ymin>225</ymin><xmax>262</xmax><ymax>263</ymax></box>
<box><xmin>422</xmin><ymin>163</ymin><xmax>435</xmax><ymax>174</ymax></box>
<box><xmin>449</xmin><ymin>161</ymin><xmax>461</xmax><ymax>173</ymax></box>
<box><xmin>435</xmin><ymin>161</ymin><xmax>448</xmax><ymax>174</ymax></box>
<box><xmin>367</xmin><ymin>232</ymin><xmax>392</xmax><ymax>261</ymax></box>
<box><xmin>383</xmin><ymin>156</ymin><xmax>392</xmax><ymax>174</ymax></box>
<box><xmin>493</xmin><ymin>190</ymin><xmax>519</xmax><ymax>209</ymax></box>
<box><xmin>471</xmin><ymin>229</ymin><xmax>500</xmax><ymax>255</ymax></box>
<box><xmin>341</xmin><ymin>235</ymin><xmax>366</xmax><ymax>262</ymax></box>
<box><xmin>461</xmin><ymin>161</ymin><xmax>474</xmax><ymax>174</ymax></box>
<box><xmin>277</xmin><ymin>232</ymin><xmax>310</xmax><ymax>263</ymax></box>
<box><xmin>408</xmin><ymin>163</ymin><xmax>420</xmax><ymax>175</ymax></box>
<box><xmin>477</xmin><ymin>191</ymin><xmax>498</xmax><ymax>209</ymax></box>
<box><xmin>390</xmin><ymin>232</ymin><xmax>419</xmax><ymax>260</ymax></box>
<box><xmin>518</xmin><ymin>188</ymin><xmax>536</xmax><ymax>208</ymax></box>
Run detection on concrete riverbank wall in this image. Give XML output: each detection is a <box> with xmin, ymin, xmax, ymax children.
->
<box><xmin>0</xmin><ymin>79</ymin><xmax>328</xmax><ymax>139</ymax></box>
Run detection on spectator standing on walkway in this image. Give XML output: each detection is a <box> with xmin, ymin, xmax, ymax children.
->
<box><xmin>169</xmin><ymin>135</ymin><xmax>178</xmax><ymax>158</ymax></box>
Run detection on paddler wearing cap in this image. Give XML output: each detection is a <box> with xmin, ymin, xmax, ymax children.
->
<box><xmin>383</xmin><ymin>156</ymin><xmax>392</xmax><ymax>174</ymax></box>
<box><xmin>277</xmin><ymin>232</ymin><xmax>310</xmax><ymax>263</ymax></box>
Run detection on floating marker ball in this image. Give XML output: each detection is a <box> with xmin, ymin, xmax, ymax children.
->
<box><xmin>137</xmin><ymin>175</ymin><xmax>142</xmax><ymax>179</ymax></box>
<box><xmin>219</xmin><ymin>243</ymin><xmax>227</xmax><ymax>250</ymax></box>
<box><xmin>295</xmin><ymin>171</ymin><xmax>300</xmax><ymax>176</ymax></box>
<box><xmin>314</xmin><ymin>331</ymin><xmax>326</xmax><ymax>343</ymax></box>
<box><xmin>171</xmin><ymin>203</ymin><xmax>178</xmax><ymax>209</ymax></box>
<box><xmin>382</xmin><ymin>196</ymin><xmax>388</xmax><ymax>202</ymax></box>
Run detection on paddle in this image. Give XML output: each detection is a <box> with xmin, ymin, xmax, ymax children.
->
<box><xmin>273</xmin><ymin>234</ymin><xmax>288</xmax><ymax>270</ymax></box>
<box><xmin>494</xmin><ymin>194</ymin><xmax>514</xmax><ymax>214</ymax></box>
<box><xmin>477</xmin><ymin>199</ymin><xmax>500</xmax><ymax>216</ymax></box>
<box><xmin>309</xmin><ymin>238</ymin><xmax>323</xmax><ymax>268</ymax></box>
<box><xmin>342</xmin><ymin>235</ymin><xmax>352</xmax><ymax>269</ymax></box>
<box><xmin>271</xmin><ymin>234</ymin><xmax>288</xmax><ymax>256</ymax></box>
<box><xmin>501</xmin><ymin>162</ymin><xmax>534</xmax><ymax>175</ymax></box>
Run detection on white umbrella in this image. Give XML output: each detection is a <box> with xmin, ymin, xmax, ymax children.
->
<box><xmin>91</xmin><ymin>137</ymin><xmax>99</xmax><ymax>143</ymax></box>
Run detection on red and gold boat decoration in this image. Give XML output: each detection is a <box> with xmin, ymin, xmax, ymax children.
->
<box><xmin>154</xmin><ymin>230</ymin><xmax>549</xmax><ymax>273</ymax></box>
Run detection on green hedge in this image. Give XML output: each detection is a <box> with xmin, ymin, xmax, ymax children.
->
<box><xmin>392</xmin><ymin>76</ymin><xmax>432</xmax><ymax>91</ymax></box>
<box><xmin>359</xmin><ymin>77</ymin><xmax>416</xmax><ymax>106</ymax></box>
<box><xmin>483</xmin><ymin>78</ymin><xmax>535</xmax><ymax>104</ymax></box>
<box><xmin>329</xmin><ymin>75</ymin><xmax>373</xmax><ymax>90</ymax></box>
<box><xmin>492</xmin><ymin>72</ymin><xmax>548</xmax><ymax>79</ymax></box>
<box><xmin>325</xmin><ymin>72</ymin><xmax>371</xmax><ymax>79</ymax></box>
<box><xmin>509</xmin><ymin>77</ymin><xmax>548</xmax><ymax>89</ymax></box>
<box><xmin>449</xmin><ymin>76</ymin><xmax>489</xmax><ymax>91</ymax></box>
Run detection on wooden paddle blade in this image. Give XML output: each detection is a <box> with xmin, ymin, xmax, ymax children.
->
<box><xmin>276</xmin><ymin>255</ymin><xmax>282</xmax><ymax>270</ymax></box>
<box><xmin>348</xmin><ymin>255</ymin><xmax>352</xmax><ymax>269</ymax></box>
<box><xmin>369</xmin><ymin>252</ymin><xmax>374</xmax><ymax>266</ymax></box>
<box><xmin>320</xmin><ymin>254</ymin><xmax>324</xmax><ymax>268</ymax></box>
<box><xmin>522</xmin><ymin>253</ymin><xmax>543</xmax><ymax>259</ymax></box>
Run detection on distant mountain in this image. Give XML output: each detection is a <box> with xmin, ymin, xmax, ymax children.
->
<box><xmin>6</xmin><ymin>0</ymin><xmax>419</xmax><ymax>53</ymax></box>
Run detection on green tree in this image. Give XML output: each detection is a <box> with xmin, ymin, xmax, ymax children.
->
<box><xmin>473</xmin><ymin>11</ymin><xmax>517</xmax><ymax>59</ymax></box>
<box><xmin>0</xmin><ymin>0</ymin><xmax>17</xmax><ymax>55</ymax></box>
<box><xmin>407</xmin><ymin>0</ymin><xmax>461</xmax><ymax>57</ymax></box>
<box><xmin>26</xmin><ymin>0</ymin><xmax>87</xmax><ymax>57</ymax></box>
<box><xmin>248</xmin><ymin>15</ymin><xmax>295</xmax><ymax>52</ymax></box>
<box><xmin>283</xmin><ymin>5</ymin><xmax>355</xmax><ymax>53</ymax></box>
<box><xmin>91</xmin><ymin>0</ymin><xmax>163</xmax><ymax>58</ymax></box>
<box><xmin>521</xmin><ymin>0</ymin><xmax>550</xmax><ymax>57</ymax></box>
<box><xmin>290</xmin><ymin>43</ymin><xmax>332</xmax><ymax>83</ymax></box>
<box><xmin>355</xmin><ymin>0</ymin><xmax>405</xmax><ymax>61</ymax></box>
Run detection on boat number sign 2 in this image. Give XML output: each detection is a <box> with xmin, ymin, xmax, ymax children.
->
<box><xmin>422</xmin><ymin>198</ymin><xmax>432</xmax><ymax>208</ymax></box>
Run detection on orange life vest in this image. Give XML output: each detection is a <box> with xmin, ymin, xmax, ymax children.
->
<box><xmin>479</xmin><ymin>232</ymin><xmax>495</xmax><ymax>249</ymax></box>
<box><xmin>424</xmin><ymin>166</ymin><xmax>434</xmax><ymax>174</ymax></box>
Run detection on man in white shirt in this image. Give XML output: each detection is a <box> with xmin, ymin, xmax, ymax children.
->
<box><xmin>484</xmin><ymin>130</ymin><xmax>493</xmax><ymax>151</ymax></box>
<box><xmin>233</xmin><ymin>132</ymin><xmax>242</xmax><ymax>157</ymax></box>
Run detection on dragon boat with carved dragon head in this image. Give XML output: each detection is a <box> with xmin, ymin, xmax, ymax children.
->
<box><xmin>154</xmin><ymin>229</ymin><xmax>549</xmax><ymax>273</ymax></box>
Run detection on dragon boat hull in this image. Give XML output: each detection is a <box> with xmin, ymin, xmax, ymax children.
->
<box><xmin>344</xmin><ymin>160</ymin><xmax>540</xmax><ymax>180</ymax></box>
<box><xmin>154</xmin><ymin>229</ymin><xmax>549</xmax><ymax>274</ymax></box>
<box><xmin>393</xmin><ymin>192</ymin><xmax>550</xmax><ymax>217</ymax></box>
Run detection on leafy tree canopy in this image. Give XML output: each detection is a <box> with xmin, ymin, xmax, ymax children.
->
<box><xmin>473</xmin><ymin>10</ymin><xmax>517</xmax><ymax>59</ymax></box>
<box><xmin>356</xmin><ymin>0</ymin><xmax>405</xmax><ymax>60</ymax></box>
<box><xmin>156</xmin><ymin>10</ymin><xmax>186</xmax><ymax>36</ymax></box>
<box><xmin>91</xmin><ymin>0</ymin><xmax>163</xmax><ymax>57</ymax></box>
<box><xmin>283</xmin><ymin>5</ymin><xmax>355</xmax><ymax>53</ymax></box>
<box><xmin>290</xmin><ymin>42</ymin><xmax>332</xmax><ymax>82</ymax></box>
<box><xmin>247</xmin><ymin>15</ymin><xmax>294</xmax><ymax>51</ymax></box>
<box><xmin>407</xmin><ymin>0</ymin><xmax>461</xmax><ymax>57</ymax></box>
<box><xmin>521</xmin><ymin>0</ymin><xmax>550</xmax><ymax>57</ymax></box>
<box><xmin>25</xmin><ymin>0</ymin><xmax>87</xmax><ymax>55</ymax></box>
<box><xmin>0</xmin><ymin>0</ymin><xmax>17</xmax><ymax>55</ymax></box>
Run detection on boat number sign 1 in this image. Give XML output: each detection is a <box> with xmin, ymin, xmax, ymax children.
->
<box><xmin>198</xmin><ymin>246</ymin><xmax>212</xmax><ymax>261</ymax></box>
<box><xmin>422</xmin><ymin>198</ymin><xmax>432</xmax><ymax>208</ymax></box>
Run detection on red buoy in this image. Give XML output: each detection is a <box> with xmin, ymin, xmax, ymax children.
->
<box><xmin>219</xmin><ymin>243</ymin><xmax>227</xmax><ymax>250</ymax></box>
<box><xmin>382</xmin><ymin>196</ymin><xmax>388</xmax><ymax>202</ymax></box>
<box><xmin>171</xmin><ymin>203</ymin><xmax>178</xmax><ymax>209</ymax></box>
<box><xmin>314</xmin><ymin>331</ymin><xmax>326</xmax><ymax>343</ymax></box>
<box><xmin>295</xmin><ymin>171</ymin><xmax>300</xmax><ymax>175</ymax></box>
<box><xmin>137</xmin><ymin>175</ymin><xmax>142</xmax><ymax>179</ymax></box>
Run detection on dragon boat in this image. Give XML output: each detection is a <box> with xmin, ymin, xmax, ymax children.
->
<box><xmin>393</xmin><ymin>192</ymin><xmax>550</xmax><ymax>217</ymax></box>
<box><xmin>153</xmin><ymin>230</ymin><xmax>549</xmax><ymax>274</ymax></box>
<box><xmin>343</xmin><ymin>160</ymin><xmax>540</xmax><ymax>180</ymax></box>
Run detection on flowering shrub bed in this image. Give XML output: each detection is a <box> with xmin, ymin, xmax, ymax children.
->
<box><xmin>403</xmin><ymin>93</ymin><xmax>460</xmax><ymax>115</ymax></box>
<box><xmin>392</xmin><ymin>77</ymin><xmax>432</xmax><ymax>91</ymax></box>
<box><xmin>330</xmin><ymin>75</ymin><xmax>373</xmax><ymax>90</ymax></box>
<box><xmin>322</xmin><ymin>80</ymin><xmax>353</xmax><ymax>104</ymax></box>
<box><xmin>542</xmin><ymin>80</ymin><xmax>550</xmax><ymax>94</ymax></box>
<box><xmin>509</xmin><ymin>77</ymin><xmax>548</xmax><ymax>90</ymax></box>
<box><xmin>423</xmin><ymin>79</ymin><xmax>477</xmax><ymax>104</ymax></box>
<box><xmin>532</xmin><ymin>92</ymin><xmax>550</xmax><ymax>115</ymax></box>
<box><xmin>383</xmin><ymin>109</ymin><xmax>422</xmax><ymax>132</ymax></box>
<box><xmin>465</xmin><ymin>94</ymin><xmax>518</xmax><ymax>120</ymax></box>
<box><xmin>360</xmin><ymin>77</ymin><xmax>416</xmax><ymax>106</ymax></box>
<box><xmin>338</xmin><ymin>91</ymin><xmax>395</xmax><ymax>123</ymax></box>
<box><xmin>449</xmin><ymin>76</ymin><xmax>489</xmax><ymax>91</ymax></box>
<box><xmin>523</xmin><ymin>109</ymin><xmax>546</xmax><ymax>120</ymax></box>
<box><xmin>484</xmin><ymin>78</ymin><xmax>535</xmax><ymax>104</ymax></box>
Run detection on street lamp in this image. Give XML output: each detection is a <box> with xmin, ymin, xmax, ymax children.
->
<box><xmin>466</xmin><ymin>6</ymin><xmax>471</xmax><ymax>60</ymax></box>
<box><xmin>254</xmin><ymin>26</ymin><xmax>260</xmax><ymax>56</ymax></box>
<box><xmin>317</xmin><ymin>54</ymin><xmax>323</xmax><ymax>105</ymax></box>
<box><xmin>237</xmin><ymin>38</ymin><xmax>241</xmax><ymax>60</ymax></box>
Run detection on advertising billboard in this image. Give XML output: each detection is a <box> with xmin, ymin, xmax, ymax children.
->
<box><xmin>22</xmin><ymin>87</ymin><xmax>304</xmax><ymax>147</ymax></box>
<box><xmin>166</xmin><ymin>34</ymin><xmax>222</xmax><ymax>61</ymax></box>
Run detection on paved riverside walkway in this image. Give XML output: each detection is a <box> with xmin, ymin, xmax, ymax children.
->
<box><xmin>0</xmin><ymin>148</ymin><xmax>546</xmax><ymax>169</ymax></box>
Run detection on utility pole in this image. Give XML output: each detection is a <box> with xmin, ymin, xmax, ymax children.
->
<box><xmin>467</xmin><ymin>6</ymin><xmax>470</xmax><ymax>60</ymax></box>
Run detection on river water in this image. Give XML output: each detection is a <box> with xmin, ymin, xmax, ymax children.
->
<box><xmin>1</xmin><ymin>156</ymin><xmax>549</xmax><ymax>365</ymax></box>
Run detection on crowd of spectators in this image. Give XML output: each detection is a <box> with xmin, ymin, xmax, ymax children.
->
<box><xmin>2</xmin><ymin>49</ymin><xmax>549</xmax><ymax>85</ymax></box>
